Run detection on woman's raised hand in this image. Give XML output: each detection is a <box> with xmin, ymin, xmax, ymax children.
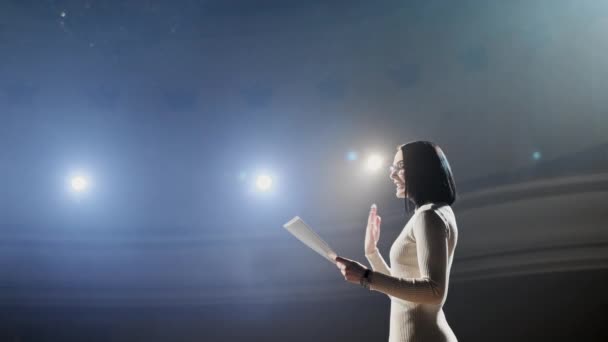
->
<box><xmin>364</xmin><ymin>203</ymin><xmax>382</xmax><ymax>255</ymax></box>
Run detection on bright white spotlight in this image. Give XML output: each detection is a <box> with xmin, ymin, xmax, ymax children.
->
<box><xmin>71</xmin><ymin>176</ymin><xmax>88</xmax><ymax>192</ymax></box>
<box><xmin>255</xmin><ymin>174</ymin><xmax>273</xmax><ymax>191</ymax></box>
<box><xmin>366</xmin><ymin>154</ymin><xmax>384</xmax><ymax>171</ymax></box>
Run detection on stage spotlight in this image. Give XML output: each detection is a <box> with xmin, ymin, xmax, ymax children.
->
<box><xmin>532</xmin><ymin>151</ymin><xmax>542</xmax><ymax>161</ymax></box>
<box><xmin>255</xmin><ymin>174</ymin><xmax>273</xmax><ymax>191</ymax></box>
<box><xmin>366</xmin><ymin>154</ymin><xmax>383</xmax><ymax>171</ymax></box>
<box><xmin>71</xmin><ymin>176</ymin><xmax>88</xmax><ymax>192</ymax></box>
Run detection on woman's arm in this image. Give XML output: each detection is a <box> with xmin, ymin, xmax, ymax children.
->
<box><xmin>368</xmin><ymin>210</ymin><xmax>449</xmax><ymax>305</ymax></box>
<box><xmin>365</xmin><ymin>248</ymin><xmax>392</xmax><ymax>276</ymax></box>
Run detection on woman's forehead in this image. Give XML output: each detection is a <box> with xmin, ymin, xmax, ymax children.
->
<box><xmin>393</xmin><ymin>149</ymin><xmax>403</xmax><ymax>163</ymax></box>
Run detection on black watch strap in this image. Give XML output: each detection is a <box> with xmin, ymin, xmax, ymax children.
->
<box><xmin>363</xmin><ymin>269</ymin><xmax>371</xmax><ymax>279</ymax></box>
<box><xmin>360</xmin><ymin>269</ymin><xmax>372</xmax><ymax>289</ymax></box>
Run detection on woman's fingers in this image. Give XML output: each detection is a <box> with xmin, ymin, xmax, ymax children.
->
<box><xmin>367</xmin><ymin>204</ymin><xmax>377</xmax><ymax>228</ymax></box>
<box><xmin>336</xmin><ymin>259</ymin><xmax>348</xmax><ymax>277</ymax></box>
<box><xmin>371</xmin><ymin>216</ymin><xmax>378</xmax><ymax>237</ymax></box>
<box><xmin>336</xmin><ymin>260</ymin><xmax>351</xmax><ymax>278</ymax></box>
<box><xmin>335</xmin><ymin>257</ymin><xmax>353</xmax><ymax>272</ymax></box>
<box><xmin>335</xmin><ymin>256</ymin><xmax>349</xmax><ymax>267</ymax></box>
<box><xmin>367</xmin><ymin>204</ymin><xmax>376</xmax><ymax>226</ymax></box>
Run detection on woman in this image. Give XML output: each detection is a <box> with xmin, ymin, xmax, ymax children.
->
<box><xmin>334</xmin><ymin>140</ymin><xmax>458</xmax><ymax>342</ymax></box>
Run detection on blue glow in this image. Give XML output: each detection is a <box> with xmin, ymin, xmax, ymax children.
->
<box><xmin>532</xmin><ymin>151</ymin><xmax>542</xmax><ymax>160</ymax></box>
<box><xmin>346</xmin><ymin>151</ymin><xmax>358</xmax><ymax>161</ymax></box>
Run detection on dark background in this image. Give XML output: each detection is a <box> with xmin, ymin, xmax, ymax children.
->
<box><xmin>1</xmin><ymin>270</ymin><xmax>606</xmax><ymax>341</ymax></box>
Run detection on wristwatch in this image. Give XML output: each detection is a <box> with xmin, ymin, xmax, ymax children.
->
<box><xmin>360</xmin><ymin>269</ymin><xmax>372</xmax><ymax>290</ymax></box>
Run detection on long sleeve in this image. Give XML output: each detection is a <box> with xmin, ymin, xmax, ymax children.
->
<box><xmin>369</xmin><ymin>210</ymin><xmax>449</xmax><ymax>305</ymax></box>
<box><xmin>365</xmin><ymin>248</ymin><xmax>392</xmax><ymax>276</ymax></box>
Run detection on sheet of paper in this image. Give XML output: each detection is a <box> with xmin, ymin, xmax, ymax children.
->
<box><xmin>283</xmin><ymin>216</ymin><xmax>338</xmax><ymax>264</ymax></box>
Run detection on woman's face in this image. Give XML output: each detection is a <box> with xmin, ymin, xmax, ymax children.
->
<box><xmin>390</xmin><ymin>150</ymin><xmax>406</xmax><ymax>198</ymax></box>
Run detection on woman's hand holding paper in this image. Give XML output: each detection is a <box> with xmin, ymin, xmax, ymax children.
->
<box><xmin>334</xmin><ymin>255</ymin><xmax>369</xmax><ymax>285</ymax></box>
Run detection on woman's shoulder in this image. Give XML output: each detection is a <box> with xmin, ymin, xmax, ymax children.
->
<box><xmin>416</xmin><ymin>202</ymin><xmax>452</xmax><ymax>217</ymax></box>
<box><xmin>415</xmin><ymin>202</ymin><xmax>454</xmax><ymax>230</ymax></box>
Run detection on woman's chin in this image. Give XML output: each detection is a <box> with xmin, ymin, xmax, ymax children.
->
<box><xmin>395</xmin><ymin>190</ymin><xmax>406</xmax><ymax>198</ymax></box>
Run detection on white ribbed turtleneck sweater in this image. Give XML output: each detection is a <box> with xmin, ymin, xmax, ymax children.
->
<box><xmin>365</xmin><ymin>202</ymin><xmax>458</xmax><ymax>342</ymax></box>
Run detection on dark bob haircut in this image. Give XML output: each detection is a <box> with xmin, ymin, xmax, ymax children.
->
<box><xmin>398</xmin><ymin>141</ymin><xmax>457</xmax><ymax>208</ymax></box>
